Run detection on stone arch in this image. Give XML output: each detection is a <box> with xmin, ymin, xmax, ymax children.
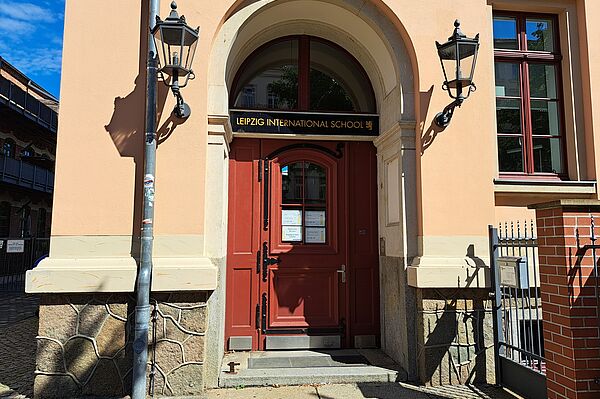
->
<box><xmin>207</xmin><ymin>0</ymin><xmax>419</xmax><ymax>131</ymax></box>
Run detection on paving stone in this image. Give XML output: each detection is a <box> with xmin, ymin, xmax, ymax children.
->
<box><xmin>0</xmin><ymin>315</ymin><xmax>38</xmax><ymax>399</ymax></box>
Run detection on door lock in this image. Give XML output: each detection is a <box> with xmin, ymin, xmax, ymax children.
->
<box><xmin>337</xmin><ymin>264</ymin><xmax>346</xmax><ymax>283</ymax></box>
<box><xmin>262</xmin><ymin>242</ymin><xmax>280</xmax><ymax>282</ymax></box>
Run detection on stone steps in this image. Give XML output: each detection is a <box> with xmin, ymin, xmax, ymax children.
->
<box><xmin>219</xmin><ymin>349</ymin><xmax>404</xmax><ymax>388</ymax></box>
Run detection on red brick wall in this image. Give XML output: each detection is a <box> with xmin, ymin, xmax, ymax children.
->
<box><xmin>535</xmin><ymin>204</ymin><xmax>600</xmax><ymax>399</ymax></box>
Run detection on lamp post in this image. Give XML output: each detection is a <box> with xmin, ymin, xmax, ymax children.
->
<box><xmin>132</xmin><ymin>2</ymin><xmax>199</xmax><ymax>399</ymax></box>
<box><xmin>434</xmin><ymin>20</ymin><xmax>480</xmax><ymax>128</ymax></box>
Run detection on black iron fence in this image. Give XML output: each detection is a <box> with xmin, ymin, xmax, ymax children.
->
<box><xmin>0</xmin><ymin>237</ymin><xmax>49</xmax><ymax>292</ymax></box>
<box><xmin>489</xmin><ymin>222</ymin><xmax>547</xmax><ymax>399</ymax></box>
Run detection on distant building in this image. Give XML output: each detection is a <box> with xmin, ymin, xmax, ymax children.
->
<box><xmin>0</xmin><ymin>56</ymin><xmax>57</xmax><ymax>239</ymax></box>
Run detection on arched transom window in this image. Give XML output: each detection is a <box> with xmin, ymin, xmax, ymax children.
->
<box><xmin>231</xmin><ymin>36</ymin><xmax>376</xmax><ymax>113</ymax></box>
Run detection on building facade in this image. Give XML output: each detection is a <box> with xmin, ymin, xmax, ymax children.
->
<box><xmin>0</xmin><ymin>56</ymin><xmax>57</xmax><ymax>240</ymax></box>
<box><xmin>0</xmin><ymin>57</ymin><xmax>56</xmax><ymax>290</ymax></box>
<box><xmin>25</xmin><ymin>0</ymin><xmax>600</xmax><ymax>397</ymax></box>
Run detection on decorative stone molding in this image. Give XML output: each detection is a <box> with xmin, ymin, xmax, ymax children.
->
<box><xmin>208</xmin><ymin>114</ymin><xmax>233</xmax><ymax>153</ymax></box>
<box><xmin>26</xmin><ymin>257</ymin><xmax>218</xmax><ymax>293</ymax></box>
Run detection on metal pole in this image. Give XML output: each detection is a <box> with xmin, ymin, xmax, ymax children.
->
<box><xmin>132</xmin><ymin>0</ymin><xmax>160</xmax><ymax>397</ymax></box>
<box><xmin>488</xmin><ymin>225</ymin><xmax>503</xmax><ymax>386</ymax></box>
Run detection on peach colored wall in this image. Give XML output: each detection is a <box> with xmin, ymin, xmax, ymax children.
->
<box><xmin>578</xmin><ymin>0</ymin><xmax>600</xmax><ymax>191</ymax></box>
<box><xmin>53</xmin><ymin>0</ymin><xmax>207</xmax><ymax>236</ymax></box>
<box><xmin>54</xmin><ymin>0</ymin><xmax>600</xmax><ymax>245</ymax></box>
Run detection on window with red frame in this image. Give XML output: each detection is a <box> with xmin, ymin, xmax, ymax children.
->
<box><xmin>493</xmin><ymin>13</ymin><xmax>565</xmax><ymax>177</ymax></box>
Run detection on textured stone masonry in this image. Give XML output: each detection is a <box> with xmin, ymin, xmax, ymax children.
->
<box><xmin>416</xmin><ymin>288</ymin><xmax>495</xmax><ymax>386</ymax></box>
<box><xmin>34</xmin><ymin>293</ymin><xmax>207</xmax><ymax>398</ymax></box>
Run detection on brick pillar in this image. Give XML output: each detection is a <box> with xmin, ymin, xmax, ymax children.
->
<box><xmin>532</xmin><ymin>201</ymin><xmax>600</xmax><ymax>399</ymax></box>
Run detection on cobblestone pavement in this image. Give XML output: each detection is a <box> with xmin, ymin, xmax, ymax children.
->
<box><xmin>0</xmin><ymin>294</ymin><xmax>39</xmax><ymax>328</ymax></box>
<box><xmin>206</xmin><ymin>383</ymin><xmax>519</xmax><ymax>399</ymax></box>
<box><xmin>0</xmin><ymin>316</ymin><xmax>37</xmax><ymax>398</ymax></box>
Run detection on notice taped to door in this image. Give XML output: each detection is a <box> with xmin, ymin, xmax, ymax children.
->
<box><xmin>281</xmin><ymin>209</ymin><xmax>302</xmax><ymax>226</ymax></box>
<box><xmin>283</xmin><ymin>226</ymin><xmax>302</xmax><ymax>242</ymax></box>
<box><xmin>305</xmin><ymin>227</ymin><xmax>326</xmax><ymax>243</ymax></box>
<box><xmin>305</xmin><ymin>210</ymin><xmax>325</xmax><ymax>227</ymax></box>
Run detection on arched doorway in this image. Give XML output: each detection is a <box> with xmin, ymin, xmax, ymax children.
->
<box><xmin>225</xmin><ymin>36</ymin><xmax>380</xmax><ymax>351</ymax></box>
<box><xmin>204</xmin><ymin>0</ymin><xmax>420</xmax><ymax>385</ymax></box>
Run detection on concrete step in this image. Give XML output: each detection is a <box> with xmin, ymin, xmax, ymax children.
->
<box><xmin>219</xmin><ymin>349</ymin><xmax>405</xmax><ymax>388</ymax></box>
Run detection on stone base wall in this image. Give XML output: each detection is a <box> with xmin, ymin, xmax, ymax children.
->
<box><xmin>379</xmin><ymin>256</ymin><xmax>417</xmax><ymax>380</ymax></box>
<box><xmin>34</xmin><ymin>293</ymin><xmax>207</xmax><ymax>398</ymax></box>
<box><xmin>416</xmin><ymin>288</ymin><xmax>495</xmax><ymax>386</ymax></box>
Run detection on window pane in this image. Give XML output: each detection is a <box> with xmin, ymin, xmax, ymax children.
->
<box><xmin>304</xmin><ymin>163</ymin><xmax>326</xmax><ymax>204</ymax></box>
<box><xmin>529</xmin><ymin>64</ymin><xmax>557</xmax><ymax>99</ymax></box>
<box><xmin>533</xmin><ymin>138</ymin><xmax>563</xmax><ymax>173</ymax></box>
<box><xmin>526</xmin><ymin>18</ymin><xmax>555</xmax><ymax>52</ymax></box>
<box><xmin>495</xmin><ymin>62</ymin><xmax>521</xmax><ymax>97</ymax></box>
<box><xmin>310</xmin><ymin>69</ymin><xmax>355</xmax><ymax>112</ymax></box>
<box><xmin>531</xmin><ymin>100</ymin><xmax>560</xmax><ymax>136</ymax></box>
<box><xmin>496</xmin><ymin>98</ymin><xmax>521</xmax><ymax>134</ymax></box>
<box><xmin>233</xmin><ymin>39</ymin><xmax>299</xmax><ymax>110</ymax></box>
<box><xmin>498</xmin><ymin>137</ymin><xmax>524</xmax><ymax>172</ymax></box>
<box><xmin>309</xmin><ymin>40</ymin><xmax>375</xmax><ymax>112</ymax></box>
<box><xmin>493</xmin><ymin>17</ymin><xmax>519</xmax><ymax>50</ymax></box>
<box><xmin>282</xmin><ymin>163</ymin><xmax>304</xmax><ymax>204</ymax></box>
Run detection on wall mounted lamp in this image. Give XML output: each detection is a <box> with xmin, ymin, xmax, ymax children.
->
<box><xmin>435</xmin><ymin>20</ymin><xmax>480</xmax><ymax>128</ymax></box>
<box><xmin>152</xmin><ymin>1</ymin><xmax>200</xmax><ymax>119</ymax></box>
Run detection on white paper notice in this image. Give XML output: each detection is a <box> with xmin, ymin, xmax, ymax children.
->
<box><xmin>282</xmin><ymin>226</ymin><xmax>302</xmax><ymax>242</ymax></box>
<box><xmin>305</xmin><ymin>210</ymin><xmax>325</xmax><ymax>227</ymax></box>
<box><xmin>305</xmin><ymin>227</ymin><xmax>326</xmax><ymax>244</ymax></box>
<box><xmin>281</xmin><ymin>209</ymin><xmax>302</xmax><ymax>226</ymax></box>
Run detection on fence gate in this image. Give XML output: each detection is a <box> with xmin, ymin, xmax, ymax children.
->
<box><xmin>489</xmin><ymin>223</ymin><xmax>547</xmax><ymax>399</ymax></box>
<box><xmin>0</xmin><ymin>237</ymin><xmax>49</xmax><ymax>292</ymax></box>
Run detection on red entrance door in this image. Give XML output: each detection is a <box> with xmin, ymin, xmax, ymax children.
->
<box><xmin>225</xmin><ymin>138</ymin><xmax>379</xmax><ymax>351</ymax></box>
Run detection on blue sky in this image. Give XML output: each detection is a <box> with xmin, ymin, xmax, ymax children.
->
<box><xmin>0</xmin><ymin>0</ymin><xmax>65</xmax><ymax>99</ymax></box>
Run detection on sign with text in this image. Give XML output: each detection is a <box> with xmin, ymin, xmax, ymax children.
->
<box><xmin>231</xmin><ymin>110</ymin><xmax>379</xmax><ymax>136</ymax></box>
<box><xmin>6</xmin><ymin>240</ymin><xmax>25</xmax><ymax>253</ymax></box>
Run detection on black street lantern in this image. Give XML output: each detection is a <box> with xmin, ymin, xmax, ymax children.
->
<box><xmin>434</xmin><ymin>20</ymin><xmax>480</xmax><ymax>128</ymax></box>
<box><xmin>152</xmin><ymin>1</ymin><xmax>200</xmax><ymax>119</ymax></box>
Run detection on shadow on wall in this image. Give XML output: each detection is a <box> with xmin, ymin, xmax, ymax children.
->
<box><xmin>103</xmin><ymin>0</ymin><xmax>177</xmax><ymax>259</ymax></box>
<box><xmin>420</xmin><ymin>85</ymin><xmax>441</xmax><ymax>154</ymax></box>
<box><xmin>33</xmin><ymin>292</ymin><xmax>208</xmax><ymax>398</ymax></box>
<box><xmin>465</xmin><ymin>244</ymin><xmax>490</xmax><ymax>288</ymax></box>
<box><xmin>420</xmin><ymin>85</ymin><xmax>471</xmax><ymax>154</ymax></box>
<box><xmin>417</xmin><ymin>283</ymin><xmax>493</xmax><ymax>386</ymax></box>
<box><xmin>34</xmin><ymin>292</ymin><xmax>134</xmax><ymax>399</ymax></box>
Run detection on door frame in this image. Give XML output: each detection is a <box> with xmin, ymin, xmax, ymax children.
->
<box><xmin>225</xmin><ymin>138</ymin><xmax>380</xmax><ymax>351</ymax></box>
<box><xmin>261</xmin><ymin>144</ymin><xmax>348</xmax><ymax>346</ymax></box>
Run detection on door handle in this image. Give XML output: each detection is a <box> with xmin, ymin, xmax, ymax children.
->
<box><xmin>337</xmin><ymin>264</ymin><xmax>346</xmax><ymax>283</ymax></box>
<box><xmin>262</xmin><ymin>242</ymin><xmax>280</xmax><ymax>282</ymax></box>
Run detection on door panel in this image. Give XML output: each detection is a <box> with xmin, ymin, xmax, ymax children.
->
<box><xmin>225</xmin><ymin>139</ymin><xmax>261</xmax><ymax>350</ymax></box>
<box><xmin>231</xmin><ymin>268</ymin><xmax>255</xmax><ymax>328</ymax></box>
<box><xmin>348</xmin><ymin>142</ymin><xmax>380</xmax><ymax>340</ymax></box>
<box><xmin>264</xmin><ymin>146</ymin><xmax>345</xmax><ymax>338</ymax></box>
<box><xmin>269</xmin><ymin>267</ymin><xmax>339</xmax><ymax>328</ymax></box>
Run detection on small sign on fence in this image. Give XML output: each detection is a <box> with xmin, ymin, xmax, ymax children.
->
<box><xmin>6</xmin><ymin>240</ymin><xmax>25</xmax><ymax>253</ymax></box>
<box><xmin>498</xmin><ymin>256</ymin><xmax>529</xmax><ymax>289</ymax></box>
